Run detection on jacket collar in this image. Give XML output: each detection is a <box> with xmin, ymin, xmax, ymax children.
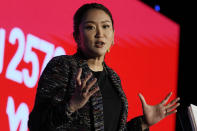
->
<box><xmin>73</xmin><ymin>49</ymin><xmax>105</xmax><ymax>68</ymax></box>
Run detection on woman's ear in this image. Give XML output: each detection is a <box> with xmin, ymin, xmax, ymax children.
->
<box><xmin>112</xmin><ymin>40</ymin><xmax>114</xmax><ymax>45</ymax></box>
<box><xmin>112</xmin><ymin>30</ymin><xmax>115</xmax><ymax>45</ymax></box>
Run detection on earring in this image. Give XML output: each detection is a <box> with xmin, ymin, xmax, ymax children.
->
<box><xmin>107</xmin><ymin>48</ymin><xmax>110</xmax><ymax>53</ymax></box>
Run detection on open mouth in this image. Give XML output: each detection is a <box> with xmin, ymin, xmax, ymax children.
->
<box><xmin>95</xmin><ymin>41</ymin><xmax>105</xmax><ymax>45</ymax></box>
<box><xmin>95</xmin><ymin>41</ymin><xmax>105</xmax><ymax>48</ymax></box>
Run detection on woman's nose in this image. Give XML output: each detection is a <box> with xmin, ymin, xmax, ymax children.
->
<box><xmin>95</xmin><ymin>27</ymin><xmax>103</xmax><ymax>38</ymax></box>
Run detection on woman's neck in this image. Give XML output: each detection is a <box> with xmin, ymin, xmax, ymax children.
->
<box><xmin>87</xmin><ymin>56</ymin><xmax>104</xmax><ymax>72</ymax></box>
<box><xmin>77</xmin><ymin>49</ymin><xmax>105</xmax><ymax>71</ymax></box>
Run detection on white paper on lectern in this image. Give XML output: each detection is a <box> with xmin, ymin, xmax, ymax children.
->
<box><xmin>188</xmin><ymin>104</ymin><xmax>197</xmax><ymax>131</ymax></box>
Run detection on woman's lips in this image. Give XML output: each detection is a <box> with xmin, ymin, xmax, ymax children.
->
<box><xmin>95</xmin><ymin>41</ymin><xmax>105</xmax><ymax>48</ymax></box>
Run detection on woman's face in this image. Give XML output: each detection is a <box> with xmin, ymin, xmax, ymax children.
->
<box><xmin>78</xmin><ymin>9</ymin><xmax>114</xmax><ymax>58</ymax></box>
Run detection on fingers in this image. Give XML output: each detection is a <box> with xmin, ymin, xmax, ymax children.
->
<box><xmin>138</xmin><ymin>93</ymin><xmax>147</xmax><ymax>107</ymax></box>
<box><xmin>165</xmin><ymin>97</ymin><xmax>180</xmax><ymax>116</ymax></box>
<box><xmin>86</xmin><ymin>78</ymin><xmax>97</xmax><ymax>91</ymax></box>
<box><xmin>165</xmin><ymin>97</ymin><xmax>180</xmax><ymax>109</ymax></box>
<box><xmin>161</xmin><ymin>92</ymin><xmax>172</xmax><ymax>105</ymax></box>
<box><xmin>87</xmin><ymin>86</ymin><xmax>100</xmax><ymax>98</ymax></box>
<box><xmin>166</xmin><ymin>103</ymin><xmax>180</xmax><ymax>113</ymax></box>
<box><xmin>161</xmin><ymin>96</ymin><xmax>180</xmax><ymax>118</ymax></box>
<box><xmin>81</xmin><ymin>72</ymin><xmax>93</xmax><ymax>89</ymax></box>
<box><xmin>81</xmin><ymin>77</ymin><xmax>97</xmax><ymax>95</ymax></box>
<box><xmin>166</xmin><ymin>109</ymin><xmax>177</xmax><ymax>116</ymax></box>
<box><xmin>76</xmin><ymin>69</ymin><xmax>98</xmax><ymax>97</ymax></box>
<box><xmin>76</xmin><ymin>68</ymin><xmax>82</xmax><ymax>86</ymax></box>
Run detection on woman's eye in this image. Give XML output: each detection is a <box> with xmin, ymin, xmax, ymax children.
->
<box><xmin>103</xmin><ymin>25</ymin><xmax>110</xmax><ymax>29</ymax></box>
<box><xmin>85</xmin><ymin>26</ymin><xmax>95</xmax><ymax>30</ymax></box>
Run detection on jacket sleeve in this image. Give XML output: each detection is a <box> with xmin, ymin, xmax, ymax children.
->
<box><xmin>28</xmin><ymin>56</ymin><xmax>78</xmax><ymax>131</ymax></box>
<box><xmin>126</xmin><ymin>116</ymin><xmax>149</xmax><ymax>131</ymax></box>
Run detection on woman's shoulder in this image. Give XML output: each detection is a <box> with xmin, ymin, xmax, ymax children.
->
<box><xmin>51</xmin><ymin>54</ymin><xmax>73</xmax><ymax>62</ymax></box>
<box><xmin>41</xmin><ymin>54</ymin><xmax>76</xmax><ymax>74</ymax></box>
<box><xmin>47</xmin><ymin>54</ymin><xmax>75</xmax><ymax>66</ymax></box>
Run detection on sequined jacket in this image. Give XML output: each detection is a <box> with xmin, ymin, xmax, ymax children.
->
<box><xmin>28</xmin><ymin>51</ymin><xmax>149</xmax><ymax>131</ymax></box>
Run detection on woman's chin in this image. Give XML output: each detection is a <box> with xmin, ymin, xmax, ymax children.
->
<box><xmin>89</xmin><ymin>50</ymin><xmax>106</xmax><ymax>58</ymax></box>
<box><xmin>95</xmin><ymin>50</ymin><xmax>107</xmax><ymax>56</ymax></box>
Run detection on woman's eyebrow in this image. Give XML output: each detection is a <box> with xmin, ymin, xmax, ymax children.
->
<box><xmin>84</xmin><ymin>21</ymin><xmax>95</xmax><ymax>24</ymax></box>
<box><xmin>101</xmin><ymin>20</ymin><xmax>111</xmax><ymax>23</ymax></box>
<box><xmin>84</xmin><ymin>20</ymin><xmax>111</xmax><ymax>24</ymax></box>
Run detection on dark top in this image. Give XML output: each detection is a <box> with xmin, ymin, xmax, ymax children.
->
<box><xmin>92</xmin><ymin>69</ymin><xmax>121</xmax><ymax>131</ymax></box>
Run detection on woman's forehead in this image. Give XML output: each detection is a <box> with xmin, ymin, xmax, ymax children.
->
<box><xmin>82</xmin><ymin>9</ymin><xmax>112</xmax><ymax>24</ymax></box>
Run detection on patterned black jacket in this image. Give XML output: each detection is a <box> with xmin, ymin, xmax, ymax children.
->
<box><xmin>28</xmin><ymin>51</ymin><xmax>149</xmax><ymax>131</ymax></box>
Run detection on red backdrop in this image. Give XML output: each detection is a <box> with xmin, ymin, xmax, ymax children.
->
<box><xmin>0</xmin><ymin>0</ymin><xmax>180</xmax><ymax>130</ymax></box>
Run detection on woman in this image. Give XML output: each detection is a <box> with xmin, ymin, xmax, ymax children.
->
<box><xmin>28</xmin><ymin>3</ymin><xmax>180</xmax><ymax>131</ymax></box>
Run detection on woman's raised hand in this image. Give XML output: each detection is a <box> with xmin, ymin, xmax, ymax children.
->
<box><xmin>139</xmin><ymin>92</ymin><xmax>180</xmax><ymax>130</ymax></box>
<box><xmin>68</xmin><ymin>68</ymin><xmax>99</xmax><ymax>112</ymax></box>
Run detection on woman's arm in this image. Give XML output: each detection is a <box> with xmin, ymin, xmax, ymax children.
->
<box><xmin>126</xmin><ymin>92</ymin><xmax>180</xmax><ymax>131</ymax></box>
<box><xmin>28</xmin><ymin>56</ymin><xmax>78</xmax><ymax>131</ymax></box>
<box><xmin>138</xmin><ymin>92</ymin><xmax>180</xmax><ymax>130</ymax></box>
<box><xmin>126</xmin><ymin>116</ymin><xmax>149</xmax><ymax>131</ymax></box>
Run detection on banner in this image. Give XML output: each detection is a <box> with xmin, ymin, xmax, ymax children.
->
<box><xmin>0</xmin><ymin>0</ymin><xmax>180</xmax><ymax>130</ymax></box>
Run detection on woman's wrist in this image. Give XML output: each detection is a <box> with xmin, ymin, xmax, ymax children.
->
<box><xmin>141</xmin><ymin>115</ymin><xmax>149</xmax><ymax>130</ymax></box>
<box><xmin>65</xmin><ymin>101</ymin><xmax>75</xmax><ymax>116</ymax></box>
<box><xmin>68</xmin><ymin>100</ymin><xmax>76</xmax><ymax>113</ymax></box>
